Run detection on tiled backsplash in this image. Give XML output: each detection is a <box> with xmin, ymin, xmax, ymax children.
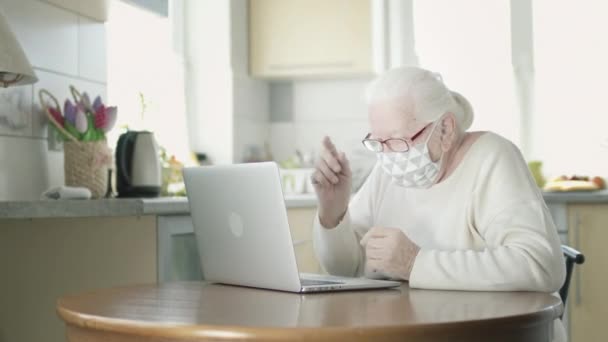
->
<box><xmin>0</xmin><ymin>0</ymin><xmax>107</xmax><ymax>200</ymax></box>
<box><xmin>269</xmin><ymin>77</ymin><xmax>374</xmax><ymax>166</ymax></box>
<box><xmin>0</xmin><ymin>85</ymin><xmax>31</xmax><ymax>137</ymax></box>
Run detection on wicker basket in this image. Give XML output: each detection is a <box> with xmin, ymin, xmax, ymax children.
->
<box><xmin>64</xmin><ymin>140</ymin><xmax>111</xmax><ymax>198</ymax></box>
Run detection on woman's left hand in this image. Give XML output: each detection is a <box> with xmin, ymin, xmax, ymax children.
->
<box><xmin>360</xmin><ymin>227</ymin><xmax>420</xmax><ymax>281</ymax></box>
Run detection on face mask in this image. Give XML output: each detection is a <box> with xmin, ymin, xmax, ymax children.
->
<box><xmin>377</xmin><ymin>120</ymin><xmax>443</xmax><ymax>188</ymax></box>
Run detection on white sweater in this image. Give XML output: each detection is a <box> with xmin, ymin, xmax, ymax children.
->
<box><xmin>313</xmin><ymin>132</ymin><xmax>566</xmax><ymax>292</ymax></box>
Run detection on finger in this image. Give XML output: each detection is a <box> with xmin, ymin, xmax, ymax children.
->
<box><xmin>316</xmin><ymin>159</ymin><xmax>339</xmax><ymax>184</ymax></box>
<box><xmin>361</xmin><ymin>227</ymin><xmax>382</xmax><ymax>246</ymax></box>
<box><xmin>364</xmin><ymin>227</ymin><xmax>389</xmax><ymax>240</ymax></box>
<box><xmin>365</xmin><ymin>238</ymin><xmax>385</xmax><ymax>250</ymax></box>
<box><xmin>322</xmin><ymin>136</ymin><xmax>339</xmax><ymax>158</ymax></box>
<box><xmin>321</xmin><ymin>149</ymin><xmax>342</xmax><ymax>173</ymax></box>
<box><xmin>311</xmin><ymin>169</ymin><xmax>330</xmax><ymax>187</ymax></box>
<box><xmin>365</xmin><ymin>246</ymin><xmax>383</xmax><ymax>260</ymax></box>
<box><xmin>366</xmin><ymin>241</ymin><xmax>389</xmax><ymax>262</ymax></box>
<box><xmin>338</xmin><ymin>152</ymin><xmax>352</xmax><ymax>177</ymax></box>
<box><xmin>317</xmin><ymin>159</ymin><xmax>340</xmax><ymax>184</ymax></box>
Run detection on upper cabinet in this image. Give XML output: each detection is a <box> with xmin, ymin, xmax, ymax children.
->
<box><xmin>249</xmin><ymin>0</ymin><xmax>382</xmax><ymax>79</ymax></box>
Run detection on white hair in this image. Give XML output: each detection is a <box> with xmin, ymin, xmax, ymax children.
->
<box><xmin>364</xmin><ymin>67</ymin><xmax>474</xmax><ymax>131</ymax></box>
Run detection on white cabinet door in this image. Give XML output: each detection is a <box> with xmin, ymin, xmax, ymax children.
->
<box><xmin>249</xmin><ymin>0</ymin><xmax>374</xmax><ymax>78</ymax></box>
<box><xmin>287</xmin><ymin>207</ymin><xmax>323</xmax><ymax>273</ymax></box>
<box><xmin>157</xmin><ymin>215</ymin><xmax>203</xmax><ymax>282</ymax></box>
<box><xmin>567</xmin><ymin>205</ymin><xmax>608</xmax><ymax>342</ymax></box>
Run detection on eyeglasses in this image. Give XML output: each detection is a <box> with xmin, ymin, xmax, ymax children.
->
<box><xmin>361</xmin><ymin>123</ymin><xmax>431</xmax><ymax>153</ymax></box>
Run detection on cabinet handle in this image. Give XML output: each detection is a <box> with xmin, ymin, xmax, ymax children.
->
<box><xmin>574</xmin><ymin>212</ymin><xmax>582</xmax><ymax>306</ymax></box>
<box><xmin>268</xmin><ymin>62</ymin><xmax>354</xmax><ymax>70</ymax></box>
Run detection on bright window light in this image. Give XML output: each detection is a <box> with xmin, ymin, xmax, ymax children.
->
<box><xmin>106</xmin><ymin>0</ymin><xmax>190</xmax><ymax>163</ymax></box>
<box><xmin>413</xmin><ymin>0</ymin><xmax>519</xmax><ymax>146</ymax></box>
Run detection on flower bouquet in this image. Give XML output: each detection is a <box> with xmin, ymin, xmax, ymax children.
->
<box><xmin>39</xmin><ymin>86</ymin><xmax>118</xmax><ymax>198</ymax></box>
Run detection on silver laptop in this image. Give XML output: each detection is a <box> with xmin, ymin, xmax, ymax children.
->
<box><xmin>183</xmin><ymin>162</ymin><xmax>401</xmax><ymax>293</ymax></box>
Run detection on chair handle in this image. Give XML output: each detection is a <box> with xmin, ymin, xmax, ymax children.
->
<box><xmin>562</xmin><ymin>245</ymin><xmax>585</xmax><ymax>264</ymax></box>
<box><xmin>574</xmin><ymin>213</ymin><xmax>582</xmax><ymax>306</ymax></box>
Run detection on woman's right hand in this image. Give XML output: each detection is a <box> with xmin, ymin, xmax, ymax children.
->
<box><xmin>312</xmin><ymin>136</ymin><xmax>352</xmax><ymax>228</ymax></box>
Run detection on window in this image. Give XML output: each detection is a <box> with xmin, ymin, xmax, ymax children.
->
<box><xmin>107</xmin><ymin>0</ymin><xmax>189</xmax><ymax>162</ymax></box>
<box><xmin>533</xmin><ymin>0</ymin><xmax>608</xmax><ymax>176</ymax></box>
<box><xmin>413</xmin><ymin>0</ymin><xmax>519</xmax><ymax>145</ymax></box>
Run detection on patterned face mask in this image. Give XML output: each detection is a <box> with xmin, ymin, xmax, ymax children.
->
<box><xmin>377</xmin><ymin>120</ymin><xmax>443</xmax><ymax>188</ymax></box>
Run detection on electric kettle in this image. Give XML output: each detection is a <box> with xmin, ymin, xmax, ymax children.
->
<box><xmin>116</xmin><ymin>131</ymin><xmax>162</xmax><ymax>197</ymax></box>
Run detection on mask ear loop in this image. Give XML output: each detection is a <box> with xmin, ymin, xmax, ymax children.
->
<box><xmin>425</xmin><ymin>115</ymin><xmax>446</xmax><ymax>165</ymax></box>
<box><xmin>424</xmin><ymin>116</ymin><xmax>442</xmax><ymax>145</ymax></box>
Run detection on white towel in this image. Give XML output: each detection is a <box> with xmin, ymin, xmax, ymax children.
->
<box><xmin>41</xmin><ymin>186</ymin><xmax>92</xmax><ymax>200</ymax></box>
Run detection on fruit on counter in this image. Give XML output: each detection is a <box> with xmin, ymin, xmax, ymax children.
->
<box><xmin>543</xmin><ymin>174</ymin><xmax>606</xmax><ymax>192</ymax></box>
<box><xmin>551</xmin><ymin>175</ymin><xmax>591</xmax><ymax>181</ymax></box>
<box><xmin>592</xmin><ymin>176</ymin><xmax>606</xmax><ymax>189</ymax></box>
<box><xmin>543</xmin><ymin>180</ymin><xmax>599</xmax><ymax>192</ymax></box>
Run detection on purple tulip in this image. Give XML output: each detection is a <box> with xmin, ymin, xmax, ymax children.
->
<box><xmin>64</xmin><ymin>100</ymin><xmax>77</xmax><ymax>125</ymax></box>
<box><xmin>103</xmin><ymin>106</ymin><xmax>117</xmax><ymax>132</ymax></box>
<box><xmin>92</xmin><ymin>96</ymin><xmax>104</xmax><ymax>112</ymax></box>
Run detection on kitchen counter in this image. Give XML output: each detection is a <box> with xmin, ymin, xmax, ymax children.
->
<box><xmin>0</xmin><ymin>194</ymin><xmax>319</xmax><ymax>219</ymax></box>
<box><xmin>541</xmin><ymin>189</ymin><xmax>608</xmax><ymax>203</ymax></box>
<box><xmin>0</xmin><ymin>198</ymin><xmax>191</xmax><ymax>219</ymax></box>
<box><xmin>2</xmin><ymin>190</ymin><xmax>608</xmax><ymax>219</ymax></box>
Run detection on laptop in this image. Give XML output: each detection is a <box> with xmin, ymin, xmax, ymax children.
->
<box><xmin>183</xmin><ymin>162</ymin><xmax>401</xmax><ymax>293</ymax></box>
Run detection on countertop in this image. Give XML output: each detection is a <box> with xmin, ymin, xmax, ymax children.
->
<box><xmin>0</xmin><ymin>198</ymin><xmax>177</xmax><ymax>219</ymax></box>
<box><xmin>2</xmin><ymin>191</ymin><xmax>608</xmax><ymax>219</ymax></box>
<box><xmin>541</xmin><ymin>189</ymin><xmax>608</xmax><ymax>203</ymax></box>
<box><xmin>0</xmin><ymin>194</ymin><xmax>319</xmax><ymax>219</ymax></box>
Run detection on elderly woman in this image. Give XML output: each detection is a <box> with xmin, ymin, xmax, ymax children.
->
<box><xmin>311</xmin><ymin>67</ymin><xmax>566</xmax><ymax>340</ymax></box>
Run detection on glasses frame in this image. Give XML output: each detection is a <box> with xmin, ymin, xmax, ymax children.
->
<box><xmin>361</xmin><ymin>123</ymin><xmax>432</xmax><ymax>153</ymax></box>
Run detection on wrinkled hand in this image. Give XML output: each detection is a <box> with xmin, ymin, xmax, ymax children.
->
<box><xmin>360</xmin><ymin>227</ymin><xmax>420</xmax><ymax>281</ymax></box>
<box><xmin>312</xmin><ymin>136</ymin><xmax>352</xmax><ymax>228</ymax></box>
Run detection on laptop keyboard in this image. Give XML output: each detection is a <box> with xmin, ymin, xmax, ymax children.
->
<box><xmin>300</xmin><ymin>278</ymin><xmax>344</xmax><ymax>286</ymax></box>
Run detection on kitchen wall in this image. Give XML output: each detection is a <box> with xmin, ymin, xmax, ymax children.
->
<box><xmin>269</xmin><ymin>79</ymin><xmax>373</xmax><ymax>165</ymax></box>
<box><xmin>184</xmin><ymin>0</ymin><xmax>269</xmax><ymax>165</ymax></box>
<box><xmin>0</xmin><ymin>0</ymin><xmax>106</xmax><ymax>201</ymax></box>
<box><xmin>231</xmin><ymin>0</ymin><xmax>270</xmax><ymax>164</ymax></box>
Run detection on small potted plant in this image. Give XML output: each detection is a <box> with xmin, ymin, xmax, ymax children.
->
<box><xmin>39</xmin><ymin>85</ymin><xmax>117</xmax><ymax>198</ymax></box>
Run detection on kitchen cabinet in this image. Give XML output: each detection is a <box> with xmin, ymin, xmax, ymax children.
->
<box><xmin>287</xmin><ymin>207</ymin><xmax>322</xmax><ymax>273</ymax></box>
<box><xmin>0</xmin><ymin>216</ymin><xmax>157</xmax><ymax>342</ymax></box>
<box><xmin>567</xmin><ymin>204</ymin><xmax>608</xmax><ymax>342</ymax></box>
<box><xmin>157</xmin><ymin>215</ymin><xmax>203</xmax><ymax>282</ymax></box>
<box><xmin>249</xmin><ymin>0</ymin><xmax>376</xmax><ymax>79</ymax></box>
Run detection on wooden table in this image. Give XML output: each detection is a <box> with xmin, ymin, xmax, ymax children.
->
<box><xmin>57</xmin><ymin>281</ymin><xmax>562</xmax><ymax>342</ymax></box>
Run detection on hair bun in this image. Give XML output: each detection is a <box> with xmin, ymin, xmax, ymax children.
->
<box><xmin>450</xmin><ymin>90</ymin><xmax>474</xmax><ymax>130</ymax></box>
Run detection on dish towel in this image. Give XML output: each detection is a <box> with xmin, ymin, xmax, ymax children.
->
<box><xmin>41</xmin><ymin>186</ymin><xmax>92</xmax><ymax>200</ymax></box>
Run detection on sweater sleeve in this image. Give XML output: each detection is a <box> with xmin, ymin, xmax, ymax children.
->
<box><xmin>409</xmin><ymin>138</ymin><xmax>566</xmax><ymax>292</ymax></box>
<box><xmin>312</xmin><ymin>165</ymin><xmax>380</xmax><ymax>277</ymax></box>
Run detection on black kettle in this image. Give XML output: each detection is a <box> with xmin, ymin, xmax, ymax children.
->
<box><xmin>115</xmin><ymin>131</ymin><xmax>162</xmax><ymax>197</ymax></box>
